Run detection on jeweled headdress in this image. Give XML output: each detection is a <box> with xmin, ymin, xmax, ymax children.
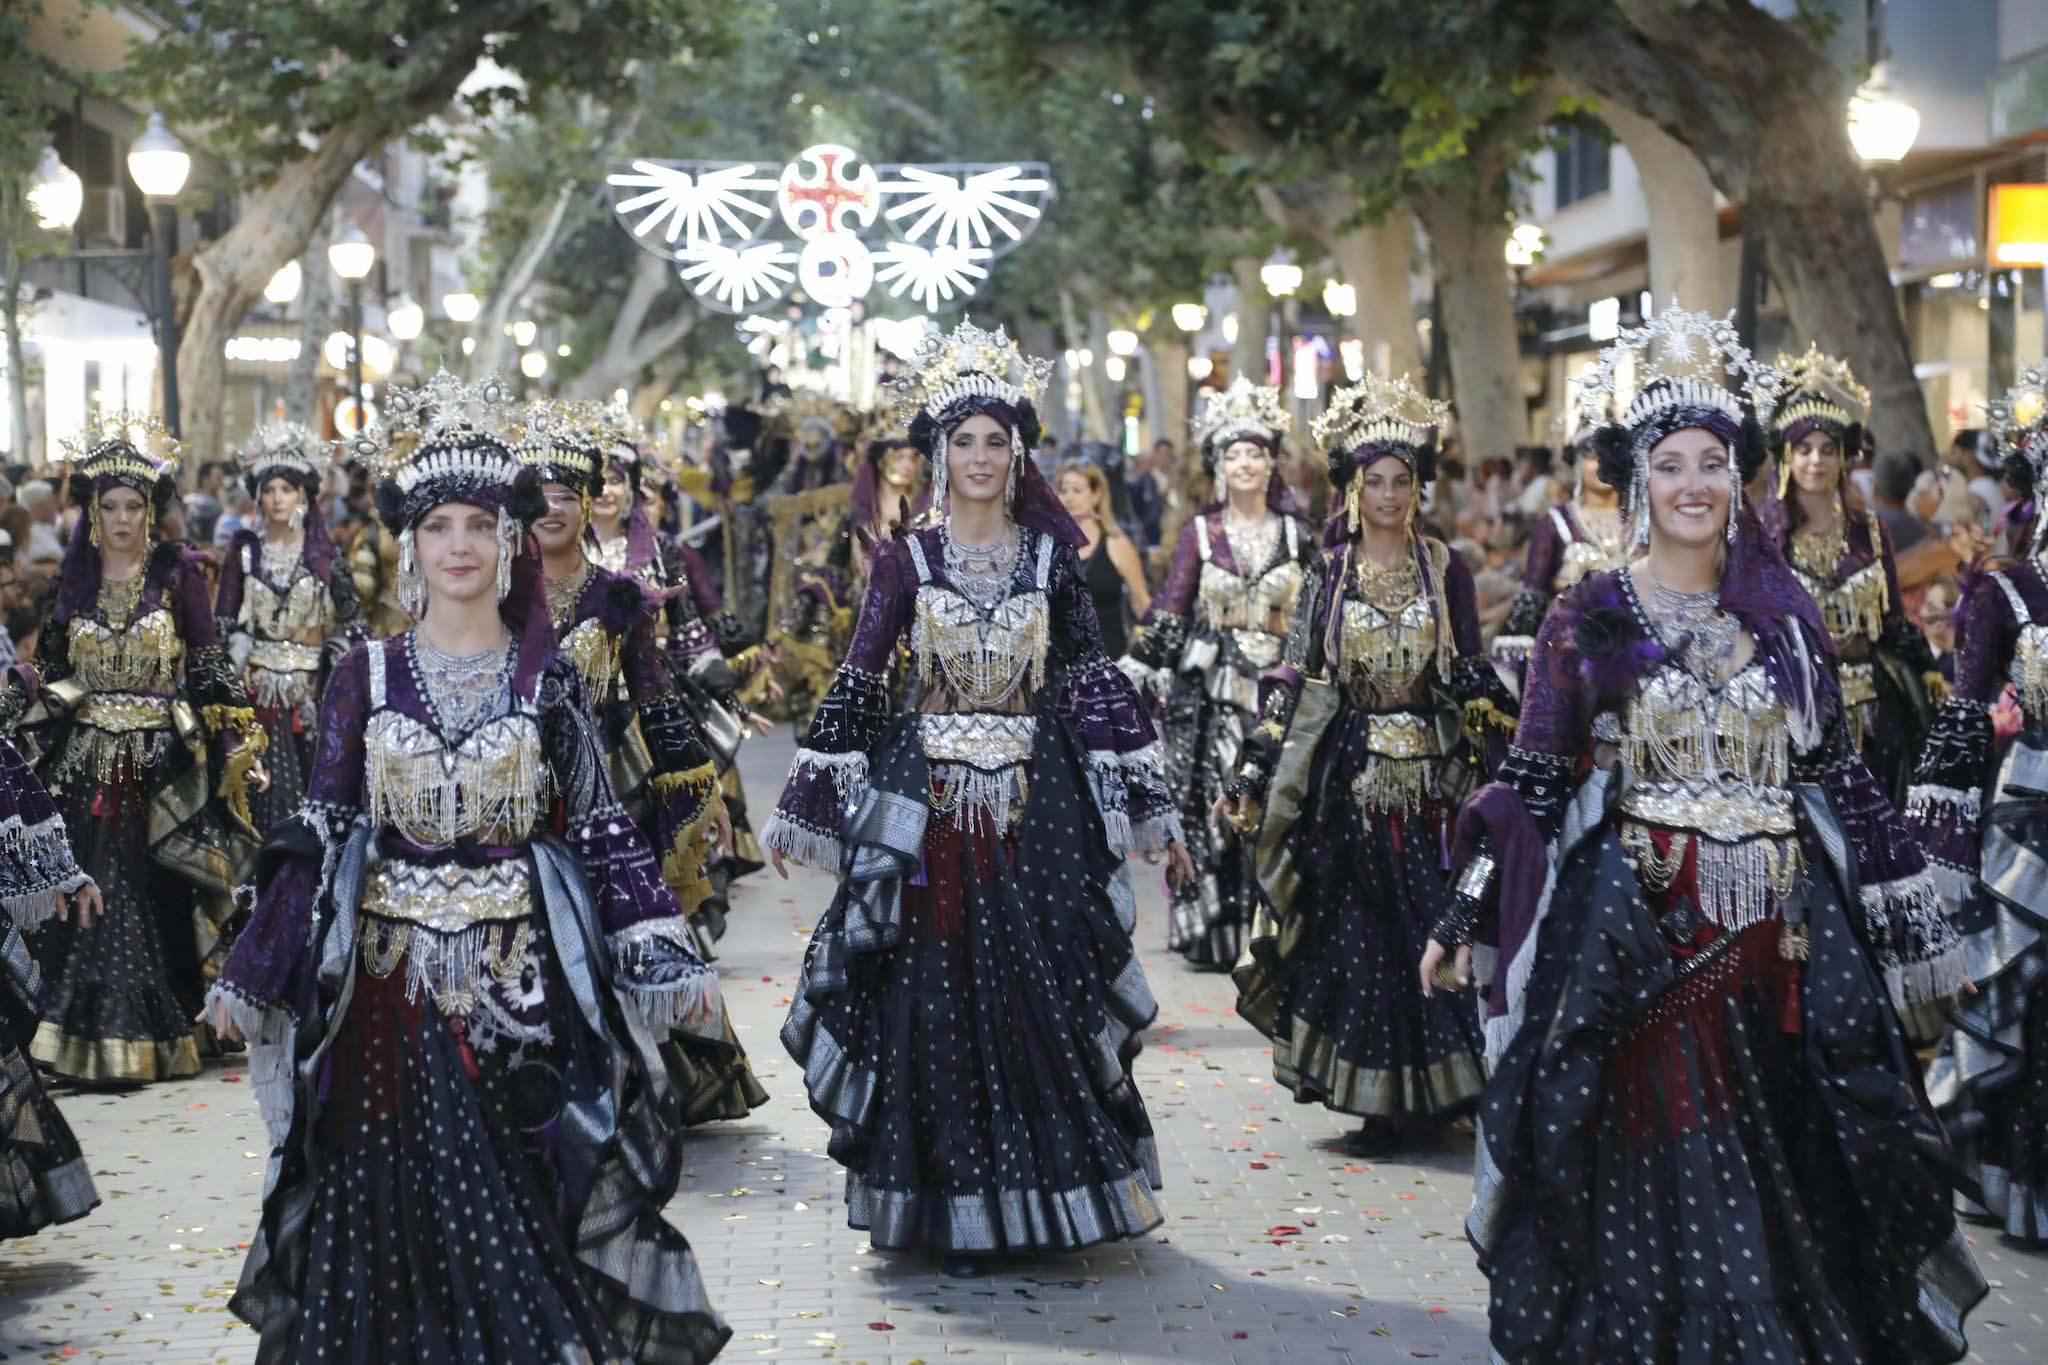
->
<box><xmin>1989</xmin><ymin>360</ymin><xmax>2048</xmax><ymax>549</ymax></box>
<box><xmin>61</xmin><ymin>410</ymin><xmax>184</xmax><ymax>508</ymax></box>
<box><xmin>895</xmin><ymin>320</ymin><xmax>1056</xmax><ymax>513</ymax></box>
<box><xmin>357</xmin><ymin>370</ymin><xmax>540</xmax><ymax>613</ymax></box>
<box><xmin>515</xmin><ymin>398</ymin><xmax>609</xmax><ymax>500</ymax></box>
<box><xmin>1190</xmin><ymin>376</ymin><xmax>1291</xmax><ymax>478</ymax></box>
<box><xmin>766</xmin><ymin>388</ymin><xmax>861</xmax><ymax>453</ymax></box>
<box><xmin>235</xmin><ymin>420</ymin><xmax>332</xmax><ymax>493</ymax></box>
<box><xmin>1769</xmin><ymin>343</ymin><xmax>1869</xmax><ymax>450</ymax></box>
<box><xmin>1581</xmin><ymin>304</ymin><xmax>1779</xmax><ymax>548</ymax></box>
<box><xmin>1313</xmin><ymin>373</ymin><xmax>1451</xmax><ymax>476</ymax></box>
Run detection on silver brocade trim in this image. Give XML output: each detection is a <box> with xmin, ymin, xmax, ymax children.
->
<box><xmin>910</xmin><ymin>583</ymin><xmax>1049</xmax><ymax>710</ymax></box>
<box><xmin>919</xmin><ymin>712</ymin><xmax>1036</xmax><ymax>836</ymax></box>
<box><xmin>359</xmin><ymin>856</ymin><xmax>533</xmax><ymax>933</ymax></box>
<box><xmin>357</xmin><ymin>911</ymin><xmax>550</xmax><ymax>1051</ymax></box>
<box><xmin>364</xmin><ymin>708</ymin><xmax>549</xmax><ymax>847</ymax></box>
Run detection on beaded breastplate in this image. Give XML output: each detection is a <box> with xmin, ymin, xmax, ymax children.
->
<box><xmin>1789</xmin><ymin>517</ymin><xmax>1886</xmax><ymax>650</ymax></box>
<box><xmin>1194</xmin><ymin>516</ymin><xmax>1305</xmax><ymax>636</ymax></box>
<box><xmin>362</xmin><ymin>642</ymin><xmax>549</xmax><ymax>847</ymax></box>
<box><xmin>906</xmin><ymin>531</ymin><xmax>1051</xmax><ymax>711</ymax></box>
<box><xmin>1554</xmin><ymin>505</ymin><xmax>1625</xmax><ymax>592</ymax></box>
<box><xmin>1338</xmin><ymin>555</ymin><xmax>1439</xmax><ymax>704</ymax></box>
<box><xmin>244</xmin><ymin>565</ymin><xmax>333</xmax><ymax>646</ymax></box>
<box><xmin>556</xmin><ymin>616</ymin><xmax>622</xmax><ymax>701</ymax></box>
<box><xmin>1991</xmin><ymin>570</ymin><xmax>2048</xmax><ymax>717</ymax></box>
<box><xmin>71</xmin><ymin>607</ymin><xmax>182</xmax><ymax>694</ymax></box>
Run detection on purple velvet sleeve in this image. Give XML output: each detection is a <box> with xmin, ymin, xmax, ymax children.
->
<box><xmin>213</xmin><ymin>532</ymin><xmax>251</xmax><ymax>629</ymax></box>
<box><xmin>676</xmin><ymin>539</ymin><xmax>725</xmax><ymax>620</ymax></box>
<box><xmin>1951</xmin><ymin>572</ymin><xmax>2017</xmax><ymax>707</ymax></box>
<box><xmin>1519</xmin><ymin>514</ymin><xmax>1564</xmax><ymax>593</ymax></box>
<box><xmin>1905</xmin><ymin>572</ymin><xmax>2011</xmax><ymax>894</ymax></box>
<box><xmin>171</xmin><ymin>554</ymin><xmax>221</xmax><ymax>649</ymax></box>
<box><xmin>1444</xmin><ymin>547</ymin><xmax>1484</xmax><ymax>658</ymax></box>
<box><xmin>1148</xmin><ymin>520</ymin><xmax>1201</xmax><ymax>622</ymax></box>
<box><xmin>1513</xmin><ymin>589</ymin><xmax>1591</xmax><ymax>760</ymax></box>
<box><xmin>1049</xmin><ymin>539</ymin><xmax>1177</xmax><ymax>855</ymax></box>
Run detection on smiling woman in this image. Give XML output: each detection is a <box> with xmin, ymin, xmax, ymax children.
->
<box><xmin>203</xmin><ymin>372</ymin><xmax>730</xmax><ymax>1364</ymax></box>
<box><xmin>1435</xmin><ymin>308</ymin><xmax>1984</xmax><ymax>1363</ymax></box>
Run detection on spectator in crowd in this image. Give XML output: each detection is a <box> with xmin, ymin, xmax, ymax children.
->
<box><xmin>0</xmin><ymin>550</ymin><xmax>22</xmax><ymax>667</ymax></box>
<box><xmin>16</xmin><ymin>480</ymin><xmax>62</xmax><ymax>565</ymax></box>
<box><xmin>187</xmin><ymin>460</ymin><xmax>227</xmax><ymax>543</ymax></box>
<box><xmin>1919</xmin><ymin>574</ymin><xmax>1962</xmax><ymax>683</ymax></box>
<box><xmin>213</xmin><ymin>484</ymin><xmax>256</xmax><ymax>546</ymax></box>
<box><xmin>1127</xmin><ymin>439</ymin><xmax>1170</xmax><ymax>553</ymax></box>
<box><xmin>1871</xmin><ymin>451</ymin><xmax>1928</xmax><ymax>553</ymax></box>
<box><xmin>1944</xmin><ymin>428</ymin><xmax>2006</xmax><ymax>527</ymax></box>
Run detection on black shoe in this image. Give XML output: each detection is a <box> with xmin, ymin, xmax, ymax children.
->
<box><xmin>938</xmin><ymin>1254</ymin><xmax>985</xmax><ymax>1279</ymax></box>
<box><xmin>1342</xmin><ymin>1118</ymin><xmax>1403</xmax><ymax>1158</ymax></box>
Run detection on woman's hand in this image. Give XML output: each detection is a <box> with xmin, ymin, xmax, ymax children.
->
<box><xmin>770</xmin><ymin>848</ymin><xmax>790</xmax><ymax>879</ymax></box>
<box><xmin>745</xmin><ymin>710</ymin><xmax>776</xmax><ymax>737</ymax></box>
<box><xmin>1164</xmin><ymin>841</ymin><xmax>1195</xmax><ymax>888</ymax></box>
<box><xmin>60</xmin><ymin>881</ymin><xmax>102</xmax><ymax>930</ymax></box>
<box><xmin>1418</xmin><ymin>938</ymin><xmax>1471</xmax><ymax>997</ymax></box>
<box><xmin>248</xmin><ymin>759</ymin><xmax>271</xmax><ymax>793</ymax></box>
<box><xmin>195</xmin><ymin>993</ymin><xmax>243</xmax><ymax>1044</ymax></box>
<box><xmin>1209</xmin><ymin>792</ymin><xmax>1255</xmax><ymax>832</ymax></box>
<box><xmin>712</xmin><ymin>803</ymin><xmax>733</xmax><ymax>856</ymax></box>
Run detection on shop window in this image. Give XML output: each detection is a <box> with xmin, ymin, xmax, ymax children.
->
<box><xmin>1554</xmin><ymin>127</ymin><xmax>1612</xmax><ymax>209</ymax></box>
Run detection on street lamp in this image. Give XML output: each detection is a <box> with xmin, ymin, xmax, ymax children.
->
<box><xmin>441</xmin><ymin>291</ymin><xmax>481</xmax><ymax>323</ymax></box>
<box><xmin>387</xmin><ymin>294</ymin><xmax>424</xmax><ymax>341</ymax></box>
<box><xmin>1187</xmin><ymin>355</ymin><xmax>1213</xmax><ymax>381</ymax></box>
<box><xmin>511</xmin><ymin>319</ymin><xmax>538</xmax><ymax>349</ymax></box>
<box><xmin>1322</xmin><ymin>281</ymin><xmax>1356</xmax><ymax>318</ymax></box>
<box><xmin>1104</xmin><ymin>355</ymin><xmax>1127</xmax><ymax>384</ymax></box>
<box><xmin>1171</xmin><ymin>302</ymin><xmax>1207</xmax><ymax>333</ymax></box>
<box><xmin>328</xmin><ymin>221</ymin><xmax>376</xmax><ymax>431</ymax></box>
<box><xmin>125</xmin><ymin>113</ymin><xmax>191</xmax><ymax>436</ymax></box>
<box><xmin>264</xmin><ymin>260</ymin><xmax>302</xmax><ymax>305</ymax></box>
<box><xmin>521</xmin><ymin>351</ymin><xmax>548</xmax><ymax>379</ymax></box>
<box><xmin>27</xmin><ymin>145</ymin><xmax>83</xmax><ymax>232</ymax></box>
<box><xmin>1848</xmin><ymin>62</ymin><xmax>1920</xmax><ymax>164</ymax></box>
<box><xmin>1106</xmin><ymin>328</ymin><xmax>1140</xmax><ymax>357</ymax></box>
<box><xmin>1260</xmin><ymin>250</ymin><xmax>1302</xmax><ymax>298</ymax></box>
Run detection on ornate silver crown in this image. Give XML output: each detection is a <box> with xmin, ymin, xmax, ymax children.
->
<box><xmin>1582</xmin><ymin>303</ymin><xmax>1780</xmax><ymax>433</ymax></box>
<box><xmin>1190</xmin><ymin>376</ymin><xmax>1291</xmax><ymax>454</ymax></box>
<box><xmin>1311</xmin><ymin>373</ymin><xmax>1451</xmax><ymax>456</ymax></box>
<box><xmin>893</xmin><ymin>320</ymin><xmax>1054</xmax><ymax>429</ymax></box>
<box><xmin>350</xmin><ymin>369</ymin><xmax>521</xmax><ymax>492</ymax></box>
<box><xmin>60</xmin><ymin>409</ymin><xmax>184</xmax><ymax>482</ymax></box>
<box><xmin>236</xmin><ymin>421</ymin><xmax>332</xmax><ymax>485</ymax></box>
<box><xmin>1989</xmin><ymin>359</ymin><xmax>2048</xmax><ymax>473</ymax></box>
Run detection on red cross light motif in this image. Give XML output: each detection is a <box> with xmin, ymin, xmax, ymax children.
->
<box><xmin>778</xmin><ymin>144</ymin><xmax>879</xmax><ymax>239</ymax></box>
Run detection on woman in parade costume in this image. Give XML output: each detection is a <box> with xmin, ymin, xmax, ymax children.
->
<box><xmin>214</xmin><ymin>423</ymin><xmax>368</xmax><ymax>842</ymax></box>
<box><xmin>1425</xmin><ymin>308</ymin><xmax>1982</xmax><ymax>1363</ymax></box>
<box><xmin>1122</xmin><ymin>377</ymin><xmax>1313</xmax><ymax>969</ymax></box>
<box><xmin>1217</xmin><ymin>374</ymin><xmax>1514</xmax><ymax>1157</ymax></box>
<box><xmin>201</xmin><ymin>370</ymin><xmax>730</xmax><ymax>1364</ymax></box>
<box><xmin>0</xmin><ymin>693</ymin><xmax>102</xmax><ymax>1236</ymax></box>
<box><xmin>1907</xmin><ymin>359</ymin><xmax>2048</xmax><ymax>1248</ymax></box>
<box><xmin>1059</xmin><ymin>461</ymin><xmax>1150</xmax><ymax>662</ymax></box>
<box><xmin>523</xmin><ymin>397</ymin><xmax>767</xmax><ymax>1124</ymax></box>
<box><xmin>765</xmin><ymin>322</ymin><xmax>1188</xmax><ymax>1279</ymax></box>
<box><xmin>1762</xmin><ymin>344</ymin><xmax>1941</xmax><ymax>802</ymax></box>
<box><xmin>24</xmin><ymin>412</ymin><xmax>263</xmax><ymax>1085</ymax></box>
<box><xmin>590</xmin><ymin>406</ymin><xmax>771</xmax><ymax>942</ymax></box>
<box><xmin>1490</xmin><ymin>412</ymin><xmax>1627</xmax><ymax>682</ymax></box>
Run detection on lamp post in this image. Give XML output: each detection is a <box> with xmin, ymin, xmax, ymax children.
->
<box><xmin>328</xmin><ymin>223</ymin><xmax>376</xmax><ymax>433</ymax></box>
<box><xmin>126</xmin><ymin>113</ymin><xmax>192</xmax><ymax>436</ymax></box>
<box><xmin>1262</xmin><ymin>248</ymin><xmax>1302</xmax><ymax>417</ymax></box>
<box><xmin>27</xmin><ymin>145</ymin><xmax>84</xmax><ymax>233</ymax></box>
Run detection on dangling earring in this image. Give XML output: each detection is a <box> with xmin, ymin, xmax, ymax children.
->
<box><xmin>289</xmin><ymin>503</ymin><xmax>306</xmax><ymax>532</ymax></box>
<box><xmin>88</xmin><ymin>504</ymin><xmax>101</xmax><ymax>548</ymax></box>
<box><xmin>1727</xmin><ymin>453</ymin><xmax>1741</xmax><ymax>544</ymax></box>
<box><xmin>397</xmin><ymin>526</ymin><xmax>426</xmax><ymax>620</ymax></box>
<box><xmin>930</xmin><ymin>452</ymin><xmax>949</xmax><ymax>516</ymax></box>
<box><xmin>1627</xmin><ymin>457</ymin><xmax>1651</xmax><ymax>552</ymax></box>
<box><xmin>1003</xmin><ymin>434</ymin><xmax>1019</xmax><ymax>515</ymax></box>
<box><xmin>1345</xmin><ymin>479</ymin><xmax>1362</xmax><ymax>535</ymax></box>
<box><xmin>495</xmin><ymin>507</ymin><xmax>514</xmax><ymax>603</ymax></box>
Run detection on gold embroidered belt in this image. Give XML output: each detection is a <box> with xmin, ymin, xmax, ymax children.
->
<box><xmin>1619</xmin><ymin>781</ymin><xmax>1795</xmax><ymax>843</ymax></box>
<box><xmin>1365</xmin><ymin>711</ymin><xmax>1441</xmax><ymax>760</ymax></box>
<box><xmin>248</xmin><ymin>638</ymin><xmax>324</xmax><ymax>674</ymax></box>
<box><xmin>359</xmin><ymin>857</ymin><xmax>533</xmax><ymax>933</ymax></box>
<box><xmin>74</xmin><ymin>692</ymin><xmax>172</xmax><ymax>733</ymax></box>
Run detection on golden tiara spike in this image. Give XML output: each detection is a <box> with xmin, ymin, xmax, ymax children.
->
<box><xmin>1311</xmin><ymin>372</ymin><xmax>1451</xmax><ymax>455</ymax></box>
<box><xmin>1189</xmin><ymin>376</ymin><xmax>1291</xmax><ymax>453</ymax></box>
<box><xmin>516</xmin><ymin>398</ymin><xmax>611</xmax><ymax>471</ymax></box>
<box><xmin>348</xmin><ymin>368</ymin><xmax>517</xmax><ymax>483</ymax></box>
<box><xmin>1769</xmin><ymin>343</ymin><xmax>1870</xmax><ymax>430</ymax></box>
<box><xmin>59</xmin><ymin>409</ymin><xmax>184</xmax><ymax>475</ymax></box>
<box><xmin>894</xmin><ymin>320</ymin><xmax>1055</xmax><ymax>429</ymax></box>
<box><xmin>235</xmin><ymin>420</ymin><xmax>332</xmax><ymax>480</ymax></box>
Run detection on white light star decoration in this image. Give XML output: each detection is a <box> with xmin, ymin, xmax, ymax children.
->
<box><xmin>607</xmin><ymin>142</ymin><xmax>1054</xmax><ymax>315</ymax></box>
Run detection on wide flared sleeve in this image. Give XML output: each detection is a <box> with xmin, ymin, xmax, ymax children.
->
<box><xmin>618</xmin><ymin>586</ymin><xmax>723</xmax><ymax>909</ymax></box>
<box><xmin>540</xmin><ymin>655</ymin><xmax>718</xmax><ymax>1033</ymax></box>
<box><xmin>1905</xmin><ymin>570</ymin><xmax>2013</xmax><ymax>897</ymax></box>
<box><xmin>208</xmin><ymin>644</ymin><xmax>371</xmax><ymax>1048</ymax></box>
<box><xmin>759</xmin><ymin>536</ymin><xmax>914</xmax><ymax>869</ymax></box>
<box><xmin>1049</xmin><ymin>537</ymin><xmax>1179</xmax><ymax>856</ymax></box>
<box><xmin>1118</xmin><ymin>518</ymin><xmax>1199</xmax><ymax>693</ymax></box>
<box><xmin>1492</xmin><ymin>514</ymin><xmax>1564</xmax><ymax>669</ymax></box>
<box><xmin>1443</xmin><ymin>546</ymin><xmax>1518</xmax><ymax>757</ymax></box>
<box><xmin>1798</xmin><ymin>699</ymin><xmax>1967</xmax><ymax>1008</ymax></box>
<box><xmin>0</xmin><ymin>725</ymin><xmax>91</xmax><ymax>930</ymax></box>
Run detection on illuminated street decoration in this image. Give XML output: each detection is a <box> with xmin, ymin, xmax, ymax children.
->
<box><xmin>608</xmin><ymin>143</ymin><xmax>1053</xmax><ymax>314</ymax></box>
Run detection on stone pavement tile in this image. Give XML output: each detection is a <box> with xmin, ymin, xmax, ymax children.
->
<box><xmin>2</xmin><ymin>730</ymin><xmax>2043</xmax><ymax>1365</ymax></box>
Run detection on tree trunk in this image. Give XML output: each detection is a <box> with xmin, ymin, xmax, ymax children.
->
<box><xmin>565</xmin><ymin>251</ymin><xmax>700</xmax><ymax>400</ymax></box>
<box><xmin>1229</xmin><ymin>256</ymin><xmax>1271</xmax><ymax>389</ymax></box>
<box><xmin>1254</xmin><ymin>182</ymin><xmax>1421</xmax><ymax>381</ymax></box>
<box><xmin>474</xmin><ymin>178</ymin><xmax>576</xmax><ymax>382</ymax></box>
<box><xmin>1591</xmin><ymin>97</ymin><xmax>1725</xmax><ymax>315</ymax></box>
<box><xmin>1550</xmin><ymin>3</ymin><xmax>1934</xmax><ymax>452</ymax></box>
<box><xmin>1151</xmin><ymin>338</ymin><xmax>1189</xmax><ymax>455</ymax></box>
<box><xmin>1413</xmin><ymin>189</ymin><xmax>1523</xmax><ymax>459</ymax></box>
<box><xmin>2</xmin><ymin>211</ymin><xmax>28</xmax><ymax>465</ymax></box>
<box><xmin>283</xmin><ymin>209</ymin><xmax>336</xmax><ymax>428</ymax></box>
<box><xmin>631</xmin><ymin>353</ymin><xmax>688</xmax><ymax>424</ymax></box>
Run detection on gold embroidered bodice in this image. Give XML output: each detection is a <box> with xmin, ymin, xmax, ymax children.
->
<box><xmin>1339</xmin><ymin>580</ymin><xmax>1439</xmax><ymax>705</ymax></box>
<box><xmin>1195</xmin><ymin>524</ymin><xmax>1305</xmax><ymax>637</ymax></box>
<box><xmin>1617</xmin><ymin>661</ymin><xmax>1792</xmax><ymax>841</ymax></box>
<box><xmin>556</xmin><ymin>615</ymin><xmax>623</xmax><ymax>701</ymax></box>
<box><xmin>906</xmin><ymin>534</ymin><xmax>1051</xmax><ymax>713</ymax></box>
<box><xmin>243</xmin><ymin>566</ymin><xmax>334</xmax><ymax>649</ymax></box>
<box><xmin>364</xmin><ymin>710</ymin><xmax>549</xmax><ymax>848</ymax></box>
<box><xmin>70</xmin><ymin>607</ymin><xmax>182</xmax><ymax>695</ymax></box>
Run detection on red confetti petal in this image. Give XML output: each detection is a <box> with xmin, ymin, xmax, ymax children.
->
<box><xmin>1248</xmin><ymin>1162</ymin><xmax>1269</xmax><ymax>1169</ymax></box>
<box><xmin>868</xmin><ymin>1321</ymin><xmax>894</xmax><ymax>1330</ymax></box>
<box><xmin>1264</xmin><ymin>1226</ymin><xmax>1301</xmax><ymax>1237</ymax></box>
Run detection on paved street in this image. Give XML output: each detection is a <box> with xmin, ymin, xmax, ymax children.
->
<box><xmin>2</xmin><ymin>731</ymin><xmax>2044</xmax><ymax>1363</ymax></box>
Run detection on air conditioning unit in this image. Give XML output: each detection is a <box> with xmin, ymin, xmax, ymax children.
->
<box><xmin>79</xmin><ymin>188</ymin><xmax>126</xmax><ymax>247</ymax></box>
